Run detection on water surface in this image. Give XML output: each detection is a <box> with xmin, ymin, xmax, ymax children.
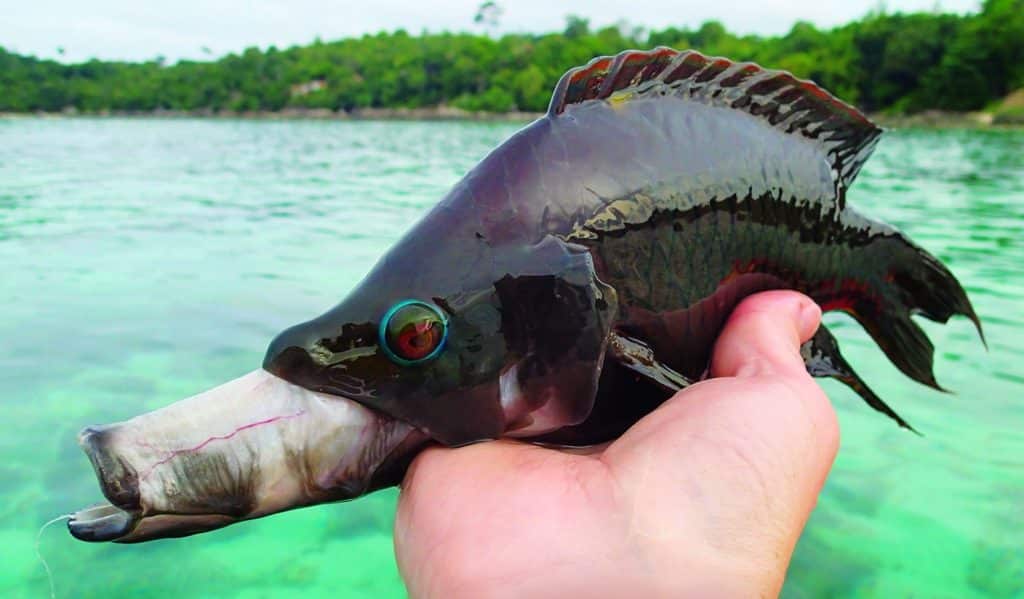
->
<box><xmin>0</xmin><ymin>118</ymin><xmax>1021</xmax><ymax>598</ymax></box>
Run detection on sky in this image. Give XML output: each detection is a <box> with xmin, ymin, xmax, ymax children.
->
<box><xmin>1</xmin><ymin>0</ymin><xmax>982</xmax><ymax>63</ymax></box>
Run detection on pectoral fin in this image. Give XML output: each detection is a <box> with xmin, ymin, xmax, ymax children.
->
<box><xmin>607</xmin><ymin>333</ymin><xmax>694</xmax><ymax>393</ymax></box>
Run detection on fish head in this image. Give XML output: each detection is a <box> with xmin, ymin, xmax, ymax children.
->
<box><xmin>71</xmin><ymin>182</ymin><xmax>616</xmax><ymax>543</ymax></box>
<box><xmin>262</xmin><ymin>281</ymin><xmax>513</xmax><ymax>445</ymax></box>
<box><xmin>263</xmin><ymin>225</ymin><xmax>619</xmax><ymax>444</ymax></box>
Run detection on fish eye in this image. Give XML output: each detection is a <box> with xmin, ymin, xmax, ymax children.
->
<box><xmin>379</xmin><ymin>300</ymin><xmax>448</xmax><ymax>365</ymax></box>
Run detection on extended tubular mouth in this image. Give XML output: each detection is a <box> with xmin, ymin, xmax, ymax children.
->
<box><xmin>69</xmin><ymin>369</ymin><xmax>421</xmax><ymax>543</ymax></box>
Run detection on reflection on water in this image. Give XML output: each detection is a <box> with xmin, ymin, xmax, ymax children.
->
<box><xmin>0</xmin><ymin>118</ymin><xmax>1021</xmax><ymax>598</ymax></box>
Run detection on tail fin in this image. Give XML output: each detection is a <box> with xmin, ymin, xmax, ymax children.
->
<box><xmin>815</xmin><ymin>223</ymin><xmax>983</xmax><ymax>398</ymax></box>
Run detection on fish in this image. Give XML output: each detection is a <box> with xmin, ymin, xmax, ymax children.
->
<box><xmin>68</xmin><ymin>47</ymin><xmax>983</xmax><ymax>543</ymax></box>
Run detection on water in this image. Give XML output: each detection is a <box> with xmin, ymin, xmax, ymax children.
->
<box><xmin>0</xmin><ymin>118</ymin><xmax>1021</xmax><ymax>598</ymax></box>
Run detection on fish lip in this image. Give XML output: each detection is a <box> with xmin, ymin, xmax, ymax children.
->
<box><xmin>72</xmin><ymin>426</ymin><xmax>144</xmax><ymax>542</ymax></box>
<box><xmin>67</xmin><ymin>502</ymin><xmax>139</xmax><ymax>542</ymax></box>
<box><xmin>78</xmin><ymin>425</ymin><xmax>142</xmax><ymax>511</ymax></box>
<box><xmin>67</xmin><ymin>503</ymin><xmax>244</xmax><ymax>543</ymax></box>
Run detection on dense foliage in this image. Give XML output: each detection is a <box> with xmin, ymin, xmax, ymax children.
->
<box><xmin>1</xmin><ymin>0</ymin><xmax>1021</xmax><ymax>114</ymax></box>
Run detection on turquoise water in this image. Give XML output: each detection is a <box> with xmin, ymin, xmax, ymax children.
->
<box><xmin>1</xmin><ymin>118</ymin><xmax>1021</xmax><ymax>598</ymax></box>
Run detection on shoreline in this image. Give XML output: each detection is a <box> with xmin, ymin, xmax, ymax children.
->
<box><xmin>0</xmin><ymin>106</ymin><xmax>543</xmax><ymax>122</ymax></box>
<box><xmin>1</xmin><ymin>106</ymin><xmax>1019</xmax><ymax>128</ymax></box>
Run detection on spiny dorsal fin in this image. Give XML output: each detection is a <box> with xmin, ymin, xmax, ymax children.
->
<box><xmin>548</xmin><ymin>47</ymin><xmax>883</xmax><ymax>191</ymax></box>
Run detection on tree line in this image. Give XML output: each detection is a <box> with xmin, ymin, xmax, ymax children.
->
<box><xmin>1</xmin><ymin>0</ymin><xmax>1021</xmax><ymax>115</ymax></box>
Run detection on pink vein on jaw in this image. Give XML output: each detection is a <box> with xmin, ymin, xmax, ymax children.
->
<box><xmin>137</xmin><ymin>410</ymin><xmax>307</xmax><ymax>481</ymax></box>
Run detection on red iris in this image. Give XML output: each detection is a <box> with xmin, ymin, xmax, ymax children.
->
<box><xmin>393</xmin><ymin>320</ymin><xmax>441</xmax><ymax>361</ymax></box>
<box><xmin>382</xmin><ymin>302</ymin><xmax>446</xmax><ymax>363</ymax></box>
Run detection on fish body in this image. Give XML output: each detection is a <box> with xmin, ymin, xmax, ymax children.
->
<box><xmin>69</xmin><ymin>48</ymin><xmax>981</xmax><ymax>543</ymax></box>
<box><xmin>265</xmin><ymin>48</ymin><xmax>979</xmax><ymax>443</ymax></box>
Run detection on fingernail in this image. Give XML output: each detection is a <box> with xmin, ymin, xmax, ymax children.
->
<box><xmin>798</xmin><ymin>301</ymin><xmax>822</xmax><ymax>337</ymax></box>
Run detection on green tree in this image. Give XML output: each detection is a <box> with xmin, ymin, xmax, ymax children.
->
<box><xmin>0</xmin><ymin>6</ymin><xmax>1019</xmax><ymax>116</ymax></box>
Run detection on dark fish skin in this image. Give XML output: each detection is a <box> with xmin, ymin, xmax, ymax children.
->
<box><xmin>265</xmin><ymin>48</ymin><xmax>982</xmax><ymax>457</ymax></box>
<box><xmin>68</xmin><ymin>48</ymin><xmax>984</xmax><ymax>545</ymax></box>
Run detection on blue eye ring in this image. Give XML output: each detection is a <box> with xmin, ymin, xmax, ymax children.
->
<box><xmin>378</xmin><ymin>300</ymin><xmax>449</xmax><ymax>365</ymax></box>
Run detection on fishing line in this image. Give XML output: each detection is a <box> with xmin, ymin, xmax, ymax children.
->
<box><xmin>36</xmin><ymin>514</ymin><xmax>72</xmax><ymax>599</ymax></box>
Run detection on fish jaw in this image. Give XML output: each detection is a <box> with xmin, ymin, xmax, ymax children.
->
<box><xmin>69</xmin><ymin>369</ymin><xmax>422</xmax><ymax>543</ymax></box>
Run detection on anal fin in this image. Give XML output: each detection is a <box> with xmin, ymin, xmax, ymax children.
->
<box><xmin>608</xmin><ymin>333</ymin><xmax>694</xmax><ymax>393</ymax></box>
<box><xmin>801</xmin><ymin>325</ymin><xmax>919</xmax><ymax>434</ymax></box>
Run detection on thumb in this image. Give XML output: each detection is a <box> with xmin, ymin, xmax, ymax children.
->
<box><xmin>704</xmin><ymin>290</ymin><xmax>839</xmax><ymax>508</ymax></box>
<box><xmin>699</xmin><ymin>291</ymin><xmax>839</xmax><ymax>512</ymax></box>
<box><xmin>711</xmin><ymin>289</ymin><xmax>822</xmax><ymax>379</ymax></box>
<box><xmin>603</xmin><ymin>291</ymin><xmax>839</xmax><ymax>594</ymax></box>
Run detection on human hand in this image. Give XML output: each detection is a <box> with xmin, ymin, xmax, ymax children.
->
<box><xmin>394</xmin><ymin>290</ymin><xmax>839</xmax><ymax>598</ymax></box>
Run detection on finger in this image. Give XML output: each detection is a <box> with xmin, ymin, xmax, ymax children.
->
<box><xmin>711</xmin><ymin>290</ymin><xmax>821</xmax><ymax>379</ymax></box>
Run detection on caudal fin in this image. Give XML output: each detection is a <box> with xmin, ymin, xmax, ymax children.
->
<box><xmin>815</xmin><ymin>223</ymin><xmax>983</xmax><ymax>404</ymax></box>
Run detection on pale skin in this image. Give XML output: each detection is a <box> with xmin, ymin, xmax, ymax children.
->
<box><xmin>394</xmin><ymin>291</ymin><xmax>840</xmax><ymax>598</ymax></box>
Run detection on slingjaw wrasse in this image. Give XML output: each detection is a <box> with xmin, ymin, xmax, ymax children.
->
<box><xmin>69</xmin><ymin>48</ymin><xmax>982</xmax><ymax>542</ymax></box>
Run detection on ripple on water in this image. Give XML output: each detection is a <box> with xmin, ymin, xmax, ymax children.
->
<box><xmin>0</xmin><ymin>120</ymin><xmax>1022</xmax><ymax>598</ymax></box>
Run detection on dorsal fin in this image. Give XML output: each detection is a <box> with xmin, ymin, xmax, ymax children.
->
<box><xmin>547</xmin><ymin>47</ymin><xmax>883</xmax><ymax>190</ymax></box>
